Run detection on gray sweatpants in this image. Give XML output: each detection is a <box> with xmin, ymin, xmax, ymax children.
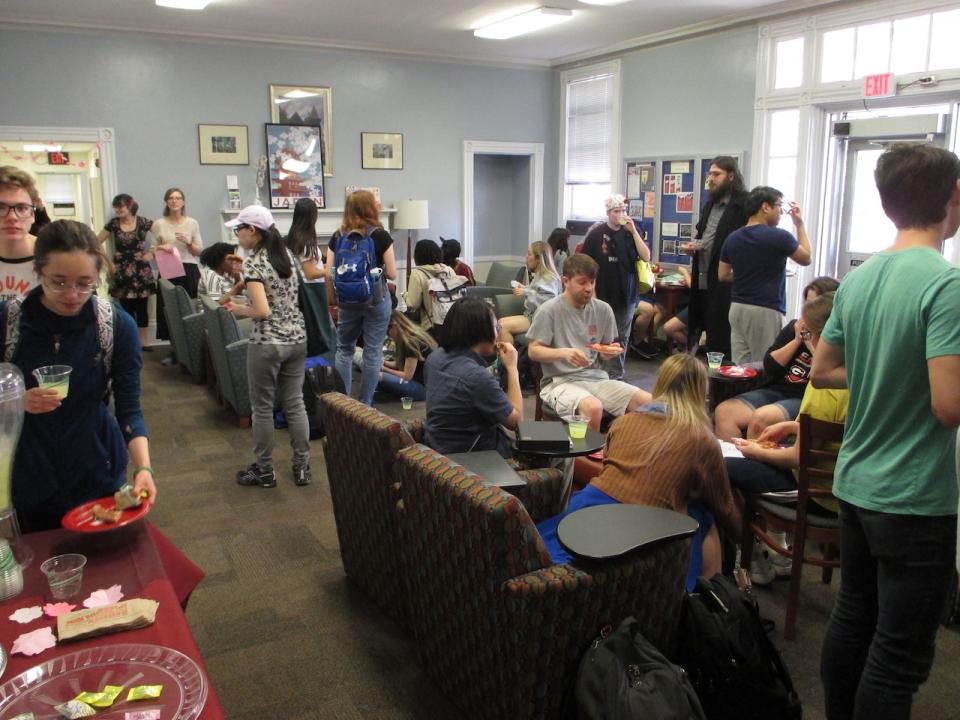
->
<box><xmin>729</xmin><ymin>302</ymin><xmax>782</xmax><ymax>365</ymax></box>
<box><xmin>247</xmin><ymin>342</ymin><xmax>310</xmax><ymax>470</ymax></box>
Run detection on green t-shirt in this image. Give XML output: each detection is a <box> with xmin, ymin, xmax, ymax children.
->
<box><xmin>821</xmin><ymin>246</ymin><xmax>960</xmax><ymax>516</ymax></box>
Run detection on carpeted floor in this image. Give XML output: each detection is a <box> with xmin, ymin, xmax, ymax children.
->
<box><xmin>142</xmin><ymin>348</ymin><xmax>960</xmax><ymax>719</ymax></box>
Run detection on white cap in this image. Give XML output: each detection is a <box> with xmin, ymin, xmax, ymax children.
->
<box><xmin>605</xmin><ymin>194</ymin><xmax>627</xmax><ymax>212</ymax></box>
<box><xmin>224</xmin><ymin>205</ymin><xmax>275</xmax><ymax>231</ymax></box>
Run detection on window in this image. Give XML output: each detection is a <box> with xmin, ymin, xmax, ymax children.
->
<box><xmin>890</xmin><ymin>15</ymin><xmax>930</xmax><ymax>75</ymax></box>
<box><xmin>562</xmin><ymin>64</ymin><xmax>619</xmax><ymax>219</ymax></box>
<box><xmin>767</xmin><ymin>109</ymin><xmax>801</xmax><ymax>230</ymax></box>
<box><xmin>929</xmin><ymin>8</ymin><xmax>960</xmax><ymax>70</ymax></box>
<box><xmin>821</xmin><ymin>28</ymin><xmax>854</xmax><ymax>83</ymax></box>
<box><xmin>774</xmin><ymin>37</ymin><xmax>804</xmax><ymax>89</ymax></box>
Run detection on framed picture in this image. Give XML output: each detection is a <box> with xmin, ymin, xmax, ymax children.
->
<box><xmin>269</xmin><ymin>85</ymin><xmax>332</xmax><ymax>176</ymax></box>
<box><xmin>265</xmin><ymin>123</ymin><xmax>325</xmax><ymax>210</ymax></box>
<box><xmin>361</xmin><ymin>132</ymin><xmax>403</xmax><ymax>170</ymax></box>
<box><xmin>197</xmin><ymin>124</ymin><xmax>249</xmax><ymax>165</ymax></box>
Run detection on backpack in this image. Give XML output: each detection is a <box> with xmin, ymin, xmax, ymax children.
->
<box><xmin>678</xmin><ymin>575</ymin><xmax>802</xmax><ymax>720</ymax></box>
<box><xmin>420</xmin><ymin>268</ymin><xmax>467</xmax><ymax>326</ymax></box>
<box><xmin>576</xmin><ymin>616</ymin><xmax>706</xmax><ymax>720</ymax></box>
<box><xmin>2</xmin><ymin>295</ymin><xmax>115</xmax><ymax>375</ymax></box>
<box><xmin>333</xmin><ymin>230</ymin><xmax>383</xmax><ymax>307</ymax></box>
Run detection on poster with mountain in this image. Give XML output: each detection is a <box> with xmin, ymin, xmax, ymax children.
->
<box><xmin>269</xmin><ymin>85</ymin><xmax>332</xmax><ymax>176</ymax></box>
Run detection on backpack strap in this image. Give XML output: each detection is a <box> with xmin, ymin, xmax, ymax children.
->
<box><xmin>3</xmin><ymin>298</ymin><xmax>23</xmax><ymax>364</ymax></box>
<box><xmin>94</xmin><ymin>297</ymin><xmax>115</xmax><ymax>377</ymax></box>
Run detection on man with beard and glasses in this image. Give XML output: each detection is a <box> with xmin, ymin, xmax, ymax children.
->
<box><xmin>680</xmin><ymin>156</ymin><xmax>748</xmax><ymax>357</ymax></box>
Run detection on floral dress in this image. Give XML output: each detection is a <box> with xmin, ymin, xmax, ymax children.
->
<box><xmin>106</xmin><ymin>216</ymin><xmax>155</xmax><ymax>299</ymax></box>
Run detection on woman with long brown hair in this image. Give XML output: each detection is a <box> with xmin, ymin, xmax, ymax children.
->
<box><xmin>537</xmin><ymin>353</ymin><xmax>739</xmax><ymax>589</ymax></box>
<box><xmin>359</xmin><ymin>310</ymin><xmax>436</xmax><ymax>401</ymax></box>
<box><xmin>325</xmin><ymin>190</ymin><xmax>397</xmax><ymax>406</ymax></box>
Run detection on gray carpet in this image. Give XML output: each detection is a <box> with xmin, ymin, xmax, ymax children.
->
<box><xmin>142</xmin><ymin>348</ymin><xmax>960</xmax><ymax>719</ymax></box>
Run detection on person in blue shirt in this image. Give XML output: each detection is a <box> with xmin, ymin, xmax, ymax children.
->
<box><xmin>12</xmin><ymin>220</ymin><xmax>156</xmax><ymax>532</ymax></box>
<box><xmin>718</xmin><ymin>186</ymin><xmax>811</xmax><ymax>364</ymax></box>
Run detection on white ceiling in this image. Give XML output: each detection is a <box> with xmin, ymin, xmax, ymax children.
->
<box><xmin>0</xmin><ymin>0</ymin><xmax>848</xmax><ymax>66</ymax></box>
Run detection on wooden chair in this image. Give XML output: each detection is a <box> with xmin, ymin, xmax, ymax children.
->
<box><xmin>741</xmin><ymin>413</ymin><xmax>842</xmax><ymax>639</ymax></box>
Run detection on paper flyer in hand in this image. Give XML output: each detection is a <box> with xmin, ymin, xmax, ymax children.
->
<box><xmin>155</xmin><ymin>245</ymin><xmax>186</xmax><ymax>280</ymax></box>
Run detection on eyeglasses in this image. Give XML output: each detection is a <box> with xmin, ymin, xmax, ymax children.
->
<box><xmin>800</xmin><ymin>329</ymin><xmax>812</xmax><ymax>340</ymax></box>
<box><xmin>0</xmin><ymin>203</ymin><xmax>36</xmax><ymax>219</ymax></box>
<box><xmin>232</xmin><ymin>224</ymin><xmax>251</xmax><ymax>236</ymax></box>
<box><xmin>41</xmin><ymin>275</ymin><xmax>99</xmax><ymax>295</ymax></box>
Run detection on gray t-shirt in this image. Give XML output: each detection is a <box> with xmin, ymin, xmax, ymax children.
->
<box><xmin>526</xmin><ymin>294</ymin><xmax>617</xmax><ymax>384</ymax></box>
<box><xmin>696</xmin><ymin>202</ymin><xmax>726</xmax><ymax>289</ymax></box>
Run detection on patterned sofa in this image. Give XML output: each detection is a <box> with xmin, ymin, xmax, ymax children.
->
<box><xmin>396</xmin><ymin>444</ymin><xmax>692</xmax><ymax>720</ymax></box>
<box><xmin>319</xmin><ymin>393</ymin><xmax>565</xmax><ymax>628</ymax></box>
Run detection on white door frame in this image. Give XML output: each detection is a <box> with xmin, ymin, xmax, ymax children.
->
<box><xmin>0</xmin><ymin>126</ymin><xmax>118</xmax><ymax>208</ymax></box>
<box><xmin>463</xmin><ymin>140</ymin><xmax>544</xmax><ymax>265</ymax></box>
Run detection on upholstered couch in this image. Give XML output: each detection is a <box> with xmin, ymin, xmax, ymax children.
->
<box><xmin>202</xmin><ymin>304</ymin><xmax>251</xmax><ymax>426</ymax></box>
<box><xmin>158</xmin><ymin>279</ymin><xmax>205</xmax><ymax>383</ymax></box>
<box><xmin>395</xmin><ymin>444</ymin><xmax>692</xmax><ymax>720</ymax></box>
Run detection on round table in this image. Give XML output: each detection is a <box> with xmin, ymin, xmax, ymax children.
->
<box><xmin>515</xmin><ymin>427</ymin><xmax>605</xmax><ymax>509</ymax></box>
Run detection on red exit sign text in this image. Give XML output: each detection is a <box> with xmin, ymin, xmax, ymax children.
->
<box><xmin>863</xmin><ymin>73</ymin><xmax>896</xmax><ymax>98</ymax></box>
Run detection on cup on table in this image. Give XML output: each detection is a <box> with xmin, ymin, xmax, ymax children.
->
<box><xmin>40</xmin><ymin>553</ymin><xmax>86</xmax><ymax>600</ymax></box>
<box><xmin>32</xmin><ymin>365</ymin><xmax>72</xmax><ymax>399</ymax></box>
<box><xmin>706</xmin><ymin>352</ymin><xmax>724</xmax><ymax>370</ymax></box>
<box><xmin>565</xmin><ymin>415</ymin><xmax>589</xmax><ymax>440</ymax></box>
<box><xmin>401</xmin><ymin>396</ymin><xmax>414</xmax><ymax>411</ymax></box>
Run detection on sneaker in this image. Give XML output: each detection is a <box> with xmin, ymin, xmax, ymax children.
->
<box><xmin>749</xmin><ymin>540</ymin><xmax>776</xmax><ymax>586</ymax></box>
<box><xmin>236</xmin><ymin>463</ymin><xmax>277</xmax><ymax>488</ymax></box>
<box><xmin>771</xmin><ymin>550</ymin><xmax>793</xmax><ymax>577</ymax></box>
<box><xmin>161</xmin><ymin>354</ymin><xmax>176</xmax><ymax>366</ymax></box>
<box><xmin>293</xmin><ymin>464</ymin><xmax>312</xmax><ymax>487</ymax></box>
<box><xmin>631</xmin><ymin>340</ymin><xmax>660</xmax><ymax>360</ymax></box>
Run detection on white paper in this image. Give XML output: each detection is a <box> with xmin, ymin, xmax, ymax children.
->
<box><xmin>662</xmin><ymin>222</ymin><xmax>679</xmax><ymax>236</ymax></box>
<box><xmin>670</xmin><ymin>161</ymin><xmax>691</xmax><ymax>174</ymax></box>
<box><xmin>225</xmin><ymin>175</ymin><xmax>239</xmax><ymax>190</ymax></box>
<box><xmin>627</xmin><ymin>172</ymin><xmax>640</xmax><ymax>199</ymax></box>
<box><xmin>718</xmin><ymin>440</ymin><xmax>744</xmax><ymax>459</ymax></box>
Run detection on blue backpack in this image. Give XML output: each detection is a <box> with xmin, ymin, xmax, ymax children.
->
<box><xmin>333</xmin><ymin>230</ymin><xmax>382</xmax><ymax>307</ymax></box>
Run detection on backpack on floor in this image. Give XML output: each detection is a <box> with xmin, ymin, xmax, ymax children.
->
<box><xmin>576</xmin><ymin>616</ymin><xmax>706</xmax><ymax>720</ymax></box>
<box><xmin>333</xmin><ymin>230</ymin><xmax>383</xmax><ymax>307</ymax></box>
<box><xmin>303</xmin><ymin>357</ymin><xmax>345</xmax><ymax>439</ymax></box>
<box><xmin>678</xmin><ymin>575</ymin><xmax>801</xmax><ymax>720</ymax></box>
<box><xmin>420</xmin><ymin>268</ymin><xmax>467</xmax><ymax>326</ymax></box>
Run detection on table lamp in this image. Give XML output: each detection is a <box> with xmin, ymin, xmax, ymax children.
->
<box><xmin>394</xmin><ymin>200</ymin><xmax>429</xmax><ymax>282</ymax></box>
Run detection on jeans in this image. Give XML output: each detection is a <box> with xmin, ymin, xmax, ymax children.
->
<box><xmin>821</xmin><ymin>501</ymin><xmax>957</xmax><ymax>720</ymax></box>
<box><xmin>606</xmin><ymin>299</ymin><xmax>639</xmax><ymax>380</ymax></box>
<box><xmin>335</xmin><ymin>292</ymin><xmax>392</xmax><ymax>406</ymax></box>
<box><xmin>247</xmin><ymin>342</ymin><xmax>310</xmax><ymax>470</ymax></box>
<box><xmin>377</xmin><ymin>372</ymin><xmax>426</xmax><ymax>401</ymax></box>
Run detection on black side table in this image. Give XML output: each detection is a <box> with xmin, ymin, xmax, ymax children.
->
<box><xmin>515</xmin><ymin>427</ymin><xmax>605</xmax><ymax>509</ymax></box>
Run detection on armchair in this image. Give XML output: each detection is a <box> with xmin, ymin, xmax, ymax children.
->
<box><xmin>202</xmin><ymin>305</ymin><xmax>250</xmax><ymax>427</ymax></box>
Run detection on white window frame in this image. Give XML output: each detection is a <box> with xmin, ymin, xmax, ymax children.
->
<box><xmin>557</xmin><ymin>59</ymin><xmax>622</xmax><ymax>223</ymax></box>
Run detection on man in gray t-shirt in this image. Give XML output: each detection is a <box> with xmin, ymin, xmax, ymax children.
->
<box><xmin>528</xmin><ymin>254</ymin><xmax>651</xmax><ymax>430</ymax></box>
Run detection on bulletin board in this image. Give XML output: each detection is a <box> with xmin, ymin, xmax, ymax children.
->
<box><xmin>658</xmin><ymin>159</ymin><xmax>695</xmax><ymax>264</ymax></box>
<box><xmin>624</xmin><ymin>160</ymin><xmax>656</xmax><ymax>258</ymax></box>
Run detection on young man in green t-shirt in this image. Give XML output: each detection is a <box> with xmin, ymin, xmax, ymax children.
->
<box><xmin>812</xmin><ymin>144</ymin><xmax>960</xmax><ymax>720</ymax></box>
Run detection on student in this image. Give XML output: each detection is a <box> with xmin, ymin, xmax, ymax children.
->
<box><xmin>424</xmin><ymin>298</ymin><xmax>521</xmax><ymax>458</ymax></box>
<box><xmin>0</xmin><ymin>166</ymin><xmax>40</xmax><ymax>303</ymax></box>
<box><xmin>360</xmin><ymin>310</ymin><xmax>436</xmax><ymax>401</ymax></box>
<box><xmin>404</xmin><ymin>239</ymin><xmax>457</xmax><ymax>339</ymax></box>
<box><xmin>440</xmin><ymin>237</ymin><xmax>476</xmax><ymax>286</ymax></box>
<box><xmin>225</xmin><ymin>206</ymin><xmax>311</xmax><ymax>488</ymax></box>
<box><xmin>198</xmin><ymin>242</ymin><xmax>242</xmax><ymax>297</ymax></box>
<box><xmin>286</xmin><ymin>197</ymin><xmax>325</xmax><ymax>280</ymax></box>
<box><xmin>497</xmin><ymin>240</ymin><xmax>560</xmax><ymax>345</ymax></box>
<box><xmin>11</xmin><ymin>220</ymin><xmax>156</xmax><ymax>532</ymax></box>
<box><xmin>546</xmin><ymin>227</ymin><xmax>571</xmax><ymax>273</ymax></box>
<box><xmin>536</xmin><ymin>354</ymin><xmax>739</xmax><ymax>590</ymax></box>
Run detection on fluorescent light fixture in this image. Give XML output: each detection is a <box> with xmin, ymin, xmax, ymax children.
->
<box><xmin>23</xmin><ymin>144</ymin><xmax>62</xmax><ymax>152</ymax></box>
<box><xmin>156</xmin><ymin>0</ymin><xmax>211</xmax><ymax>10</ymax></box>
<box><xmin>474</xmin><ymin>7</ymin><xmax>573</xmax><ymax>40</ymax></box>
<box><xmin>281</xmin><ymin>158</ymin><xmax>310</xmax><ymax>174</ymax></box>
<box><xmin>577</xmin><ymin>0</ymin><xmax>631</xmax><ymax>5</ymax></box>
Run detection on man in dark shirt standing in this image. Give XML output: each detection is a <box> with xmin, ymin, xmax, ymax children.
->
<box><xmin>581</xmin><ymin>193</ymin><xmax>650</xmax><ymax>380</ymax></box>
<box><xmin>681</xmin><ymin>156</ymin><xmax>748</xmax><ymax>357</ymax></box>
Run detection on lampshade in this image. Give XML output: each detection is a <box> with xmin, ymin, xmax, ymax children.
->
<box><xmin>394</xmin><ymin>200</ymin><xmax>429</xmax><ymax>230</ymax></box>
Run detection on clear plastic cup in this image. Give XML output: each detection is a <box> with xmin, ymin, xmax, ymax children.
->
<box><xmin>566</xmin><ymin>415</ymin><xmax>589</xmax><ymax>439</ymax></box>
<box><xmin>401</xmin><ymin>396</ymin><xmax>413</xmax><ymax>411</ymax></box>
<box><xmin>706</xmin><ymin>352</ymin><xmax>724</xmax><ymax>370</ymax></box>
<box><xmin>40</xmin><ymin>553</ymin><xmax>86</xmax><ymax>600</ymax></box>
<box><xmin>32</xmin><ymin>365</ymin><xmax>72</xmax><ymax>399</ymax></box>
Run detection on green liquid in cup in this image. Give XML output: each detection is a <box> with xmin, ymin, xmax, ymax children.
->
<box><xmin>40</xmin><ymin>380</ymin><xmax>69</xmax><ymax>398</ymax></box>
<box><xmin>568</xmin><ymin>422</ymin><xmax>588</xmax><ymax>439</ymax></box>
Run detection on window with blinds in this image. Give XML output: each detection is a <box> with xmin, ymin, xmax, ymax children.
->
<box><xmin>563</xmin><ymin>68</ymin><xmax>617</xmax><ymax>219</ymax></box>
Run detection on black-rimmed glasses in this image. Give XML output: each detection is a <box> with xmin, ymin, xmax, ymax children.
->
<box><xmin>0</xmin><ymin>203</ymin><xmax>35</xmax><ymax>219</ymax></box>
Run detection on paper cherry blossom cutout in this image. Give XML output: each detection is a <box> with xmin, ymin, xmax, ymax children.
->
<box><xmin>12</xmin><ymin>626</ymin><xmax>56</xmax><ymax>656</ymax></box>
<box><xmin>82</xmin><ymin>584</ymin><xmax>123</xmax><ymax>608</ymax></box>
<box><xmin>8</xmin><ymin>606</ymin><xmax>43</xmax><ymax>624</ymax></box>
<box><xmin>43</xmin><ymin>602</ymin><xmax>77</xmax><ymax>617</ymax></box>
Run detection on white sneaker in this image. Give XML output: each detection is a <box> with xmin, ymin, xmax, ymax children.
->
<box><xmin>749</xmin><ymin>540</ymin><xmax>776</xmax><ymax>586</ymax></box>
<box><xmin>771</xmin><ymin>549</ymin><xmax>793</xmax><ymax>577</ymax></box>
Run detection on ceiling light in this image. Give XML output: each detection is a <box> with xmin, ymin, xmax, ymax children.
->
<box><xmin>156</xmin><ymin>0</ymin><xmax>211</xmax><ymax>10</ymax></box>
<box><xmin>23</xmin><ymin>144</ymin><xmax>62</xmax><ymax>152</ymax></box>
<box><xmin>474</xmin><ymin>7</ymin><xmax>574</xmax><ymax>40</ymax></box>
<box><xmin>577</xmin><ymin>0</ymin><xmax>632</xmax><ymax>5</ymax></box>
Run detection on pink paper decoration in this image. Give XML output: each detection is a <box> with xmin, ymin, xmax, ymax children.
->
<box><xmin>83</xmin><ymin>584</ymin><xmax>124</xmax><ymax>608</ymax></box>
<box><xmin>12</xmin><ymin>626</ymin><xmax>56</xmax><ymax>656</ymax></box>
<box><xmin>43</xmin><ymin>602</ymin><xmax>77</xmax><ymax>617</ymax></box>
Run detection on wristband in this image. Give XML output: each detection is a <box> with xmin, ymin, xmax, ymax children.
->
<box><xmin>132</xmin><ymin>466</ymin><xmax>155</xmax><ymax>478</ymax></box>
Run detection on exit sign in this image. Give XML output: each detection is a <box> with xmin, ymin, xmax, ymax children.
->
<box><xmin>863</xmin><ymin>73</ymin><xmax>895</xmax><ymax>98</ymax></box>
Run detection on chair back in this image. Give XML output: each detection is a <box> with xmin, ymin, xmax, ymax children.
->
<box><xmin>493</xmin><ymin>293</ymin><xmax>525</xmax><ymax>319</ymax></box>
<box><xmin>174</xmin><ymin>285</ymin><xmax>206</xmax><ymax>381</ymax></box>
<box><xmin>797</xmin><ymin>413</ymin><xmax>844</xmax><ymax>500</ymax></box>
<box><xmin>464</xmin><ymin>285</ymin><xmax>512</xmax><ymax>301</ymax></box>
<box><xmin>158</xmin><ymin>279</ymin><xmax>182</xmax><ymax>358</ymax></box>
<box><xmin>202</xmin><ymin>306</ymin><xmax>249</xmax><ymax>418</ymax></box>
<box><xmin>484</xmin><ymin>260</ymin><xmax>524</xmax><ymax>288</ymax></box>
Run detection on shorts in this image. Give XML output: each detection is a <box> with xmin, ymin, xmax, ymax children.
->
<box><xmin>637</xmin><ymin>295</ymin><xmax>657</xmax><ymax>308</ymax></box>
<box><xmin>670</xmin><ymin>307</ymin><xmax>689</xmax><ymax>325</ymax></box>
<box><xmin>541</xmin><ymin>377</ymin><xmax>639</xmax><ymax>418</ymax></box>
<box><xmin>729</xmin><ymin>388</ymin><xmax>802</xmax><ymax>420</ymax></box>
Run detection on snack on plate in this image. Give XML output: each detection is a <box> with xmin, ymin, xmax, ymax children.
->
<box><xmin>10</xmin><ymin>713</ymin><xmax>37</xmax><ymax>720</ymax></box>
<box><xmin>75</xmin><ymin>685</ymin><xmax>124</xmax><ymax>708</ymax></box>
<box><xmin>757</xmin><ymin>440</ymin><xmax>780</xmax><ymax>449</ymax></box>
<box><xmin>127</xmin><ymin>685</ymin><xmax>164</xmax><ymax>701</ymax></box>
<box><xmin>55</xmin><ymin>700</ymin><xmax>96</xmax><ymax>718</ymax></box>
<box><xmin>91</xmin><ymin>504</ymin><xmax>122</xmax><ymax>523</ymax></box>
<box><xmin>114</xmin><ymin>483</ymin><xmax>144</xmax><ymax>511</ymax></box>
<box><xmin>587</xmin><ymin>342</ymin><xmax>623</xmax><ymax>354</ymax></box>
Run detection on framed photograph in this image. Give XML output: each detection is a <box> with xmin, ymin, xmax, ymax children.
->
<box><xmin>265</xmin><ymin>123</ymin><xmax>325</xmax><ymax>210</ymax></box>
<box><xmin>197</xmin><ymin>124</ymin><xmax>249</xmax><ymax>165</ymax></box>
<box><xmin>269</xmin><ymin>85</ymin><xmax>332</xmax><ymax>176</ymax></box>
<box><xmin>361</xmin><ymin>132</ymin><xmax>403</xmax><ymax>170</ymax></box>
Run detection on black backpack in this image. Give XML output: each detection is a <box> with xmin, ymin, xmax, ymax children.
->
<box><xmin>678</xmin><ymin>575</ymin><xmax>802</xmax><ymax>720</ymax></box>
<box><xmin>576</xmin><ymin>616</ymin><xmax>706</xmax><ymax>720</ymax></box>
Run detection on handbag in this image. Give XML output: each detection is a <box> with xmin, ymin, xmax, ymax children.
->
<box><xmin>636</xmin><ymin>259</ymin><xmax>656</xmax><ymax>295</ymax></box>
<box><xmin>296</xmin><ymin>268</ymin><xmax>336</xmax><ymax>359</ymax></box>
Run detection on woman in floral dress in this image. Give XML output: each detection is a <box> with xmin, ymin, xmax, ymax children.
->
<box><xmin>97</xmin><ymin>193</ymin><xmax>155</xmax><ymax>349</ymax></box>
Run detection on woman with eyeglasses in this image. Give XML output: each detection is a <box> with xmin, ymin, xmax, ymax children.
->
<box><xmin>224</xmin><ymin>206</ymin><xmax>311</xmax><ymax>488</ymax></box>
<box><xmin>97</xmin><ymin>194</ymin><xmax>155</xmax><ymax>350</ymax></box>
<box><xmin>8</xmin><ymin>220</ymin><xmax>156</xmax><ymax>532</ymax></box>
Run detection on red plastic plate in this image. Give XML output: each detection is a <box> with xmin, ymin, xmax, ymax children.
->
<box><xmin>717</xmin><ymin>365</ymin><xmax>759</xmax><ymax>378</ymax></box>
<box><xmin>62</xmin><ymin>496</ymin><xmax>152</xmax><ymax>533</ymax></box>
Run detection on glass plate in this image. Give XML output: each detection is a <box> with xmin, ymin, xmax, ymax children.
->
<box><xmin>0</xmin><ymin>643</ymin><xmax>207</xmax><ymax>719</ymax></box>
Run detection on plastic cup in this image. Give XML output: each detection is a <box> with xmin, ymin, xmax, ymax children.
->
<box><xmin>706</xmin><ymin>352</ymin><xmax>724</xmax><ymax>370</ymax></box>
<box><xmin>566</xmin><ymin>415</ymin><xmax>589</xmax><ymax>439</ymax></box>
<box><xmin>40</xmin><ymin>553</ymin><xmax>86</xmax><ymax>600</ymax></box>
<box><xmin>33</xmin><ymin>365</ymin><xmax>72</xmax><ymax>399</ymax></box>
<box><xmin>401</xmin><ymin>396</ymin><xmax>413</xmax><ymax>410</ymax></box>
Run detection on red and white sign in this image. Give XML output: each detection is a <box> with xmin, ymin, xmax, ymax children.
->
<box><xmin>863</xmin><ymin>73</ymin><xmax>896</xmax><ymax>99</ymax></box>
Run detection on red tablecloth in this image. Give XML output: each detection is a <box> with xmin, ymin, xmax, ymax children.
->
<box><xmin>0</xmin><ymin>522</ymin><xmax>224</xmax><ymax>719</ymax></box>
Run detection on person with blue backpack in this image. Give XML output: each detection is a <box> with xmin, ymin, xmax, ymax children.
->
<box><xmin>325</xmin><ymin>190</ymin><xmax>396</xmax><ymax>406</ymax></box>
